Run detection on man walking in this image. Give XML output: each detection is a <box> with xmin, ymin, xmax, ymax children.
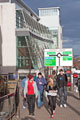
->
<box><xmin>35</xmin><ymin>72</ymin><xmax>47</xmax><ymax>108</ymax></box>
<box><xmin>57</xmin><ymin>69</ymin><xmax>68</xmax><ymax>108</ymax></box>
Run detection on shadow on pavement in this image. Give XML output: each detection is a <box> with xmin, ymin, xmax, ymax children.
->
<box><xmin>56</xmin><ymin>98</ymin><xmax>60</xmax><ymax>106</ymax></box>
<box><xmin>43</xmin><ymin>95</ymin><xmax>51</xmax><ymax>114</ymax></box>
<box><xmin>21</xmin><ymin>116</ymin><xmax>36</xmax><ymax>120</ymax></box>
<box><xmin>67</xmin><ymin>92</ymin><xmax>79</xmax><ymax>100</ymax></box>
<box><xmin>67</xmin><ymin>103</ymin><xmax>80</xmax><ymax>116</ymax></box>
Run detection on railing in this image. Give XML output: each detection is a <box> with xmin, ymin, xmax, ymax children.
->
<box><xmin>0</xmin><ymin>81</ymin><xmax>19</xmax><ymax>120</ymax></box>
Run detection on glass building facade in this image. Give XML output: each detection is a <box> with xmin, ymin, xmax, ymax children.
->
<box><xmin>16</xmin><ymin>7</ymin><xmax>54</xmax><ymax>70</ymax></box>
<box><xmin>0</xmin><ymin>0</ymin><xmax>62</xmax><ymax>75</ymax></box>
<box><xmin>39</xmin><ymin>7</ymin><xmax>62</xmax><ymax>49</ymax></box>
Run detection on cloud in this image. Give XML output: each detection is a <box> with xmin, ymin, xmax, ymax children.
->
<box><xmin>63</xmin><ymin>37</ymin><xmax>73</xmax><ymax>43</ymax></box>
<box><xmin>23</xmin><ymin>0</ymin><xmax>80</xmax><ymax>56</ymax></box>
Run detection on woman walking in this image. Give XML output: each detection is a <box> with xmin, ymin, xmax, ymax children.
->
<box><xmin>24</xmin><ymin>74</ymin><xmax>38</xmax><ymax>116</ymax></box>
<box><xmin>46</xmin><ymin>73</ymin><xmax>57</xmax><ymax>119</ymax></box>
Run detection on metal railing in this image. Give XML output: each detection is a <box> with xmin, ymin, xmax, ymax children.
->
<box><xmin>0</xmin><ymin>82</ymin><xmax>19</xmax><ymax>120</ymax></box>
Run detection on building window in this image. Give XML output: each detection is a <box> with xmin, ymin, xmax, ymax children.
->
<box><xmin>16</xmin><ymin>10</ymin><xmax>25</xmax><ymax>28</ymax></box>
<box><xmin>17</xmin><ymin>56</ymin><xmax>29</xmax><ymax>68</ymax></box>
<box><xmin>16</xmin><ymin>36</ymin><xmax>30</xmax><ymax>69</ymax></box>
<box><xmin>39</xmin><ymin>8</ymin><xmax>58</xmax><ymax>16</ymax></box>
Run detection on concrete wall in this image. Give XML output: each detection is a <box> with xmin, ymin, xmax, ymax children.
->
<box><xmin>0</xmin><ymin>3</ymin><xmax>16</xmax><ymax>70</ymax></box>
<box><xmin>58</xmin><ymin>26</ymin><xmax>62</xmax><ymax>49</ymax></box>
<box><xmin>0</xmin><ymin>0</ymin><xmax>9</xmax><ymax>2</ymax></box>
<box><xmin>39</xmin><ymin>15</ymin><xmax>60</xmax><ymax>28</ymax></box>
<box><xmin>0</xmin><ymin>27</ymin><xmax>2</xmax><ymax>67</ymax></box>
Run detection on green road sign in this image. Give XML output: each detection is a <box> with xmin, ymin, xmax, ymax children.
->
<box><xmin>44</xmin><ymin>49</ymin><xmax>73</xmax><ymax>67</ymax></box>
<box><xmin>44</xmin><ymin>56</ymin><xmax>56</xmax><ymax>66</ymax></box>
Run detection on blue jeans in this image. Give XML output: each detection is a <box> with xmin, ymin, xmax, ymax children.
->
<box><xmin>37</xmin><ymin>90</ymin><xmax>43</xmax><ymax>107</ymax></box>
<box><xmin>59</xmin><ymin>87</ymin><xmax>67</xmax><ymax>105</ymax></box>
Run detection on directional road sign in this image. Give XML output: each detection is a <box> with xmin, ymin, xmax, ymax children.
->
<box><xmin>44</xmin><ymin>48</ymin><xmax>73</xmax><ymax>66</ymax></box>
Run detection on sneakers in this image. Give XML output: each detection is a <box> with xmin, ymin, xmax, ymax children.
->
<box><xmin>32</xmin><ymin>113</ymin><xmax>35</xmax><ymax>116</ymax></box>
<box><xmin>53</xmin><ymin>112</ymin><xmax>55</xmax><ymax>115</ymax></box>
<box><xmin>23</xmin><ymin>106</ymin><xmax>26</xmax><ymax>109</ymax></box>
<box><xmin>29</xmin><ymin>113</ymin><xmax>35</xmax><ymax>116</ymax></box>
<box><xmin>29</xmin><ymin>113</ymin><xmax>31</xmax><ymax>115</ymax></box>
<box><xmin>60</xmin><ymin>104</ymin><xmax>63</xmax><ymax>108</ymax></box>
<box><xmin>64</xmin><ymin>104</ymin><xmax>67</xmax><ymax>108</ymax></box>
<box><xmin>51</xmin><ymin>115</ymin><xmax>54</xmax><ymax>119</ymax></box>
<box><xmin>60</xmin><ymin>104</ymin><xmax>67</xmax><ymax>108</ymax></box>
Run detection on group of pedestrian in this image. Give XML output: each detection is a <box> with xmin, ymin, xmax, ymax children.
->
<box><xmin>45</xmin><ymin>69</ymin><xmax>68</xmax><ymax>118</ymax></box>
<box><xmin>21</xmin><ymin>72</ymin><xmax>46</xmax><ymax>116</ymax></box>
<box><xmin>21</xmin><ymin>69</ymin><xmax>68</xmax><ymax>119</ymax></box>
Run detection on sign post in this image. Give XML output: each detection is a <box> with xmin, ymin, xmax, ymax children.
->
<box><xmin>44</xmin><ymin>48</ymin><xmax>73</xmax><ymax>67</ymax></box>
<box><xmin>44</xmin><ymin>48</ymin><xmax>73</xmax><ymax>91</ymax></box>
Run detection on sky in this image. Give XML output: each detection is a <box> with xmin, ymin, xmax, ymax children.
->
<box><xmin>23</xmin><ymin>0</ymin><xmax>80</xmax><ymax>56</ymax></box>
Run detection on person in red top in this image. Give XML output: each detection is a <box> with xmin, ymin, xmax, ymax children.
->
<box><xmin>24</xmin><ymin>74</ymin><xmax>38</xmax><ymax>116</ymax></box>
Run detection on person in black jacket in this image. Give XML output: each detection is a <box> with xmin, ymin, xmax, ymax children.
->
<box><xmin>57</xmin><ymin>69</ymin><xmax>68</xmax><ymax>108</ymax></box>
<box><xmin>78</xmin><ymin>75</ymin><xmax>80</xmax><ymax>98</ymax></box>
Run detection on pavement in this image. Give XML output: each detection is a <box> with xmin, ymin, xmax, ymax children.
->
<box><xmin>13</xmin><ymin>85</ymin><xmax>80</xmax><ymax>120</ymax></box>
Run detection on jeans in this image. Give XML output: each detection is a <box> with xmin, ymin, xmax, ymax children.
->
<box><xmin>37</xmin><ymin>90</ymin><xmax>43</xmax><ymax>107</ymax></box>
<box><xmin>27</xmin><ymin>95</ymin><xmax>35</xmax><ymax>114</ymax></box>
<box><xmin>22</xmin><ymin>89</ymin><xmax>27</xmax><ymax>107</ymax></box>
<box><xmin>79</xmin><ymin>90</ymin><xmax>80</xmax><ymax>98</ymax></box>
<box><xmin>48</xmin><ymin>96</ymin><xmax>56</xmax><ymax>115</ymax></box>
<box><xmin>59</xmin><ymin>87</ymin><xmax>67</xmax><ymax>105</ymax></box>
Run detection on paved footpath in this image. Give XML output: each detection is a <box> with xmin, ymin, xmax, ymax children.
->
<box><xmin>13</xmin><ymin>85</ymin><xmax>80</xmax><ymax>120</ymax></box>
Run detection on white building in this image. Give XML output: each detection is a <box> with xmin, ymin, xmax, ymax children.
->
<box><xmin>0</xmin><ymin>0</ymin><xmax>54</xmax><ymax>76</ymax></box>
<box><xmin>38</xmin><ymin>7</ymin><xmax>62</xmax><ymax>49</ymax></box>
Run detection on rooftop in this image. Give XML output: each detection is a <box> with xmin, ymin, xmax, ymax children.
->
<box><xmin>38</xmin><ymin>7</ymin><xmax>60</xmax><ymax>10</ymax></box>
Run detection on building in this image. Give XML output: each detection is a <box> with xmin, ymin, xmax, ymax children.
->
<box><xmin>38</xmin><ymin>7</ymin><xmax>62</xmax><ymax>49</ymax></box>
<box><xmin>0</xmin><ymin>0</ymin><xmax>55</xmax><ymax>77</ymax></box>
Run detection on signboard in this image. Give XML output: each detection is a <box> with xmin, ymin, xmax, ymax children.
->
<box><xmin>44</xmin><ymin>48</ymin><xmax>73</xmax><ymax>66</ymax></box>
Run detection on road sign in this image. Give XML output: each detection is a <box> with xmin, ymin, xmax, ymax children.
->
<box><xmin>44</xmin><ymin>48</ymin><xmax>73</xmax><ymax>66</ymax></box>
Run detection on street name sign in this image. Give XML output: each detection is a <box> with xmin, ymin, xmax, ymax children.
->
<box><xmin>44</xmin><ymin>48</ymin><xmax>73</xmax><ymax>66</ymax></box>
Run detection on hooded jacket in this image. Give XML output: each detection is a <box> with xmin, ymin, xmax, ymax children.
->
<box><xmin>35</xmin><ymin>77</ymin><xmax>47</xmax><ymax>91</ymax></box>
<box><xmin>57</xmin><ymin>74</ymin><xmax>68</xmax><ymax>88</ymax></box>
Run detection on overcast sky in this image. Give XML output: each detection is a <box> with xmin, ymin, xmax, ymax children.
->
<box><xmin>23</xmin><ymin>0</ymin><xmax>80</xmax><ymax>56</ymax></box>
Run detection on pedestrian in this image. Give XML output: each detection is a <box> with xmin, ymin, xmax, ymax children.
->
<box><xmin>24</xmin><ymin>74</ymin><xmax>38</xmax><ymax>116</ymax></box>
<box><xmin>48</xmin><ymin>70</ymin><xmax>57</xmax><ymax>106</ymax></box>
<box><xmin>57</xmin><ymin>69</ymin><xmax>68</xmax><ymax>108</ymax></box>
<box><xmin>33</xmin><ymin>73</ymin><xmax>37</xmax><ymax>81</ymax></box>
<box><xmin>21</xmin><ymin>77</ymin><xmax>27</xmax><ymax>109</ymax></box>
<box><xmin>45</xmin><ymin>73</ymin><xmax>57</xmax><ymax>119</ymax></box>
<box><xmin>35</xmin><ymin>72</ymin><xmax>47</xmax><ymax>108</ymax></box>
<box><xmin>78</xmin><ymin>75</ymin><xmax>80</xmax><ymax>98</ymax></box>
<box><xmin>50</xmin><ymin>70</ymin><xmax>57</xmax><ymax>81</ymax></box>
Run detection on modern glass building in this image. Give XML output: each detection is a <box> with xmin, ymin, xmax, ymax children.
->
<box><xmin>0</xmin><ymin>0</ymin><xmax>55</xmax><ymax>75</ymax></box>
<box><xmin>39</xmin><ymin>7</ymin><xmax>62</xmax><ymax>49</ymax></box>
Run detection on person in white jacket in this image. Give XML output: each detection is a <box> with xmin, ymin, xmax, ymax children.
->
<box><xmin>24</xmin><ymin>74</ymin><xmax>38</xmax><ymax>116</ymax></box>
